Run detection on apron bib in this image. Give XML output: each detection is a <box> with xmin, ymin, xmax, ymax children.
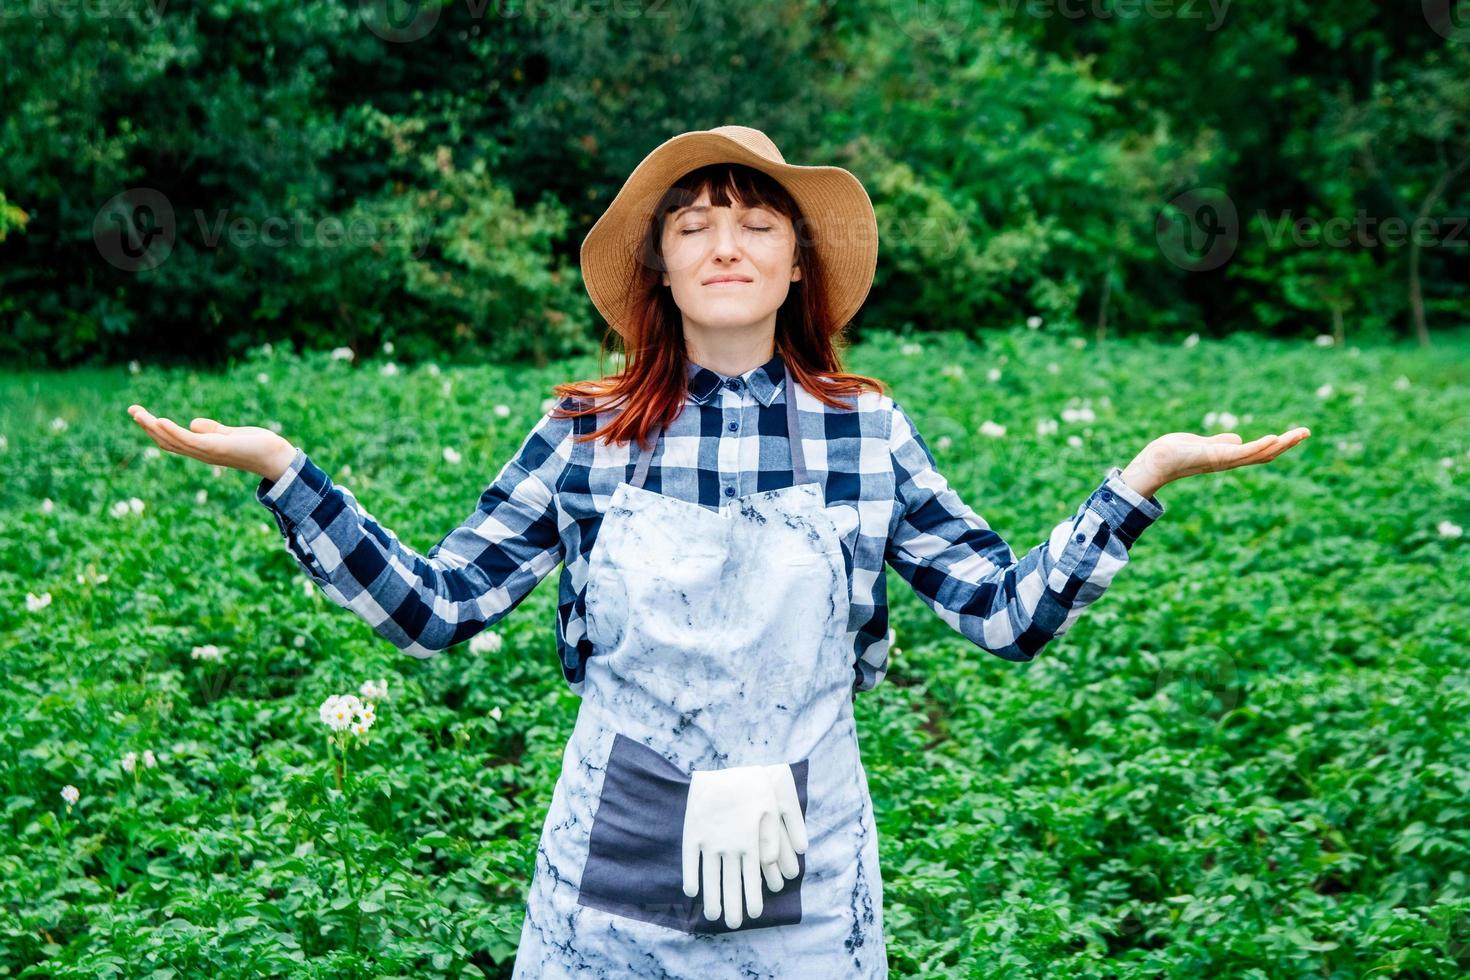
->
<box><xmin>511</xmin><ymin>377</ymin><xmax>887</xmax><ymax>978</ymax></box>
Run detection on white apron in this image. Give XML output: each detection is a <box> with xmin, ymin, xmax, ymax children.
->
<box><xmin>510</xmin><ymin>376</ymin><xmax>888</xmax><ymax>978</ymax></box>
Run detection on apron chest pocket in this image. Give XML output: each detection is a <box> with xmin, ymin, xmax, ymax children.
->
<box><xmin>575</xmin><ymin>733</ymin><xmax>810</xmax><ymax>934</ymax></box>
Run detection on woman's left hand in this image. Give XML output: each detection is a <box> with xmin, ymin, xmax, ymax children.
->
<box><xmin>1124</xmin><ymin>426</ymin><xmax>1313</xmax><ymax>497</ymax></box>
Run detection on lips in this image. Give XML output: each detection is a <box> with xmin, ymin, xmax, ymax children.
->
<box><xmin>703</xmin><ymin>276</ymin><xmax>752</xmax><ymax>285</ymax></box>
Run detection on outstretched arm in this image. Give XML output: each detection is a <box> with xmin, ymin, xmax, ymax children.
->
<box><xmin>255</xmin><ymin>406</ymin><xmax>575</xmax><ymax>657</ymax></box>
<box><xmin>884</xmin><ymin>399</ymin><xmax>1165</xmax><ymax>663</ymax></box>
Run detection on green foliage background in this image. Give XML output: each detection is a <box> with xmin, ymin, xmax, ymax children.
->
<box><xmin>2</xmin><ymin>330</ymin><xmax>1468</xmax><ymax>976</ymax></box>
<box><xmin>1</xmin><ymin>1</ymin><xmax>1467</xmax><ymax>367</ymax></box>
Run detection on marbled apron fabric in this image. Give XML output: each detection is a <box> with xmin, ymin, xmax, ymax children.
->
<box><xmin>511</xmin><ymin>382</ymin><xmax>887</xmax><ymax>978</ymax></box>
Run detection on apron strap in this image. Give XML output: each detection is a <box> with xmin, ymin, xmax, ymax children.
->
<box><xmin>629</xmin><ymin>373</ymin><xmax>808</xmax><ymax>491</ymax></box>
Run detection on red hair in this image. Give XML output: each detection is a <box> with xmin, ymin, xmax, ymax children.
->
<box><xmin>552</xmin><ymin>162</ymin><xmax>884</xmax><ymax>450</ymax></box>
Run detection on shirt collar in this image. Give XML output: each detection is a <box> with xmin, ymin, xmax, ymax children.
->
<box><xmin>685</xmin><ymin>351</ymin><xmax>786</xmax><ymax>407</ymax></box>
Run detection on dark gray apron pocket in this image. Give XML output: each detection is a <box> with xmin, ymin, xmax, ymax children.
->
<box><xmin>575</xmin><ymin>732</ymin><xmax>809</xmax><ymax>934</ymax></box>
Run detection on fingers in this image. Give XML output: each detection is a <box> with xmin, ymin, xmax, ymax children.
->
<box><xmin>758</xmin><ymin>811</ymin><xmax>778</xmax><ymax>866</ymax></box>
<box><xmin>767</xmin><ymin>765</ymin><xmax>808</xmax><ymax>853</ymax></box>
<box><xmin>702</xmin><ymin>848</ymin><xmax>720</xmax><ymax>921</ymax></box>
<box><xmin>762</xmin><ymin>855</ymin><xmax>785</xmax><ymax>893</ymax></box>
<box><xmin>682</xmin><ymin>825</ymin><xmax>700</xmax><ymax>899</ymax></box>
<box><xmin>721</xmin><ymin>853</ymin><xmax>742</xmax><ymax>929</ymax></box>
<box><xmin>742</xmin><ymin>851</ymin><xmax>763</xmax><ymax>922</ymax></box>
<box><xmin>774</xmin><ymin>820</ymin><xmax>800</xmax><ymax>880</ymax></box>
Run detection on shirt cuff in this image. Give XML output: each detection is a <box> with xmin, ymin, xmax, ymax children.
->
<box><xmin>255</xmin><ymin>447</ymin><xmax>331</xmax><ymax>530</ymax></box>
<box><xmin>1084</xmin><ymin>466</ymin><xmax>1166</xmax><ymax>549</ymax></box>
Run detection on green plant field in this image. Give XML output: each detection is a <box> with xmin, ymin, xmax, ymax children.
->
<box><xmin>2</xmin><ymin>329</ymin><xmax>1468</xmax><ymax>978</ymax></box>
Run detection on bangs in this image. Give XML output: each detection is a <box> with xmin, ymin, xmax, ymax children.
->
<box><xmin>658</xmin><ymin>163</ymin><xmax>797</xmax><ymax>222</ymax></box>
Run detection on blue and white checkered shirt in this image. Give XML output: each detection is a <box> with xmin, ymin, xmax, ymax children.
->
<box><xmin>256</xmin><ymin>351</ymin><xmax>1165</xmax><ymax>696</ymax></box>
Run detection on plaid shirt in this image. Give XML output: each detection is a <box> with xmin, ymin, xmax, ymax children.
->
<box><xmin>256</xmin><ymin>351</ymin><xmax>1165</xmax><ymax>696</ymax></box>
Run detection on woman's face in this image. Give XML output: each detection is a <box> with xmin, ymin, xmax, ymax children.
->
<box><xmin>659</xmin><ymin>189</ymin><xmax>801</xmax><ymax>335</ymax></box>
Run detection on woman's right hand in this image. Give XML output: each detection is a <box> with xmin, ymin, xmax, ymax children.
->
<box><xmin>126</xmin><ymin>404</ymin><xmax>298</xmax><ymax>481</ymax></box>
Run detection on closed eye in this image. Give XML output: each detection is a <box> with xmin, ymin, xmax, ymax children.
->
<box><xmin>679</xmin><ymin>226</ymin><xmax>774</xmax><ymax>235</ymax></box>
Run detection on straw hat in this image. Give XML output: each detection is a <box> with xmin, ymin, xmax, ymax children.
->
<box><xmin>579</xmin><ymin>125</ymin><xmax>879</xmax><ymax>340</ymax></box>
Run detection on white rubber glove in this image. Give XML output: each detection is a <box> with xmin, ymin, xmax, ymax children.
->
<box><xmin>758</xmin><ymin>763</ymin><xmax>808</xmax><ymax>893</ymax></box>
<box><xmin>682</xmin><ymin>763</ymin><xmax>809</xmax><ymax>928</ymax></box>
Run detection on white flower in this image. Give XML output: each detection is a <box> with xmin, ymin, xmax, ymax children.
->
<box><xmin>1183</xmin><ymin>333</ymin><xmax>1200</xmax><ymax>348</ymax></box>
<box><xmin>440</xmin><ymin>379</ymin><xmax>453</xmax><ymax>397</ymax></box>
<box><xmin>900</xmin><ymin>342</ymin><xmax>923</xmax><ymax>356</ymax></box>
<box><xmin>0</xmin><ymin>434</ymin><xmax>6</xmax><ymax>452</ymax></box>
<box><xmin>380</xmin><ymin>362</ymin><xmax>399</xmax><ymax>377</ymax></box>
<box><xmin>110</xmin><ymin>500</ymin><xmax>129</xmax><ymax>518</ymax></box>
<box><xmin>382</xmin><ymin>340</ymin><xmax>395</xmax><ymax>354</ymax></box>
<box><xmin>935</xmin><ymin>435</ymin><xmax>952</xmax><ymax>451</ymax></box>
<box><xmin>143</xmin><ymin>446</ymin><xmax>161</xmax><ymax>460</ymax></box>
<box><xmin>261</xmin><ymin>343</ymin><xmax>273</xmax><ymax>356</ymax></box>
<box><xmin>940</xmin><ymin>364</ymin><xmax>965</xmax><ymax>379</ymax></box>
<box><xmin>212</xmin><ymin>465</ymin><xmax>225</xmax><ymax>478</ymax></box>
<box><xmin>319</xmin><ymin>694</ymin><xmax>362</xmax><ymax>732</ymax></box>
<box><xmin>1393</xmin><ymin>375</ymin><xmax>1411</xmax><ymax>391</ymax></box>
<box><xmin>51</xmin><ymin>416</ymin><xmax>68</xmax><ymax>432</ymax></box>
<box><xmin>1203</xmin><ymin>411</ymin><xmax>1239</xmax><ymax>432</ymax></box>
<box><xmin>330</xmin><ymin>346</ymin><xmax>355</xmax><ymax>362</ymax></box>
<box><xmin>293</xmin><ymin>634</ymin><xmax>306</xmax><ymax>648</ymax></box>
<box><xmin>302</xmin><ymin>578</ymin><xmax>316</xmax><ymax>599</ymax></box>
<box><xmin>60</xmin><ymin>785</ymin><xmax>80</xmax><ymax>807</ymax></box>
<box><xmin>1439</xmin><ymin>520</ymin><xmax>1463</xmax><ymax>539</ymax></box>
<box><xmin>1026</xmin><ymin>315</ymin><xmax>1043</xmax><ymax>329</ymax></box>
<box><xmin>541</xmin><ymin>397</ymin><xmax>558</xmax><ymax>413</ymax></box>
<box><xmin>979</xmin><ymin>420</ymin><xmax>1006</xmax><ymax>438</ymax></box>
<box><xmin>267</xmin><ymin>421</ymin><xmax>283</xmax><ymax>434</ymax></box>
<box><xmin>1067</xmin><ymin>337</ymin><xmax>1087</xmax><ymax>349</ymax></box>
<box><xmin>350</xmin><ymin>721</ymin><xmax>368</xmax><ymax>736</ymax></box>
<box><xmin>357</xmin><ymin>703</ymin><xmax>377</xmax><ymax>729</ymax></box>
<box><xmin>1046</xmin><ymin>362</ymin><xmax>1060</xmax><ymax>375</ymax></box>
<box><xmin>257</xmin><ymin>372</ymin><xmax>270</xmax><ymax>385</ymax></box>
<box><xmin>128</xmin><ymin>360</ymin><xmax>141</xmax><ymax>374</ymax></box>
<box><xmin>360</xmin><ymin>678</ymin><xmax>390</xmax><ymax>701</ymax></box>
<box><xmin>470</xmin><ymin>630</ymin><xmax>503</xmax><ymax>655</ymax></box>
<box><xmin>339</xmin><ymin>464</ymin><xmax>353</xmax><ymax>478</ymax></box>
<box><xmin>1066</xmin><ymin>435</ymin><xmax>1084</xmax><ymax>448</ymax></box>
<box><xmin>190</xmin><ymin>644</ymin><xmax>223</xmax><ymax>662</ymax></box>
<box><xmin>121</xmin><ymin>751</ymin><xmax>138</xmax><ymax>773</ymax></box>
<box><xmin>195</xmin><ymin>489</ymin><xmax>208</xmax><ymax>505</ymax></box>
<box><xmin>1036</xmin><ymin>418</ymin><xmax>1059</xmax><ymax>437</ymax></box>
<box><xmin>128</xmin><ymin>497</ymin><xmax>144</xmax><ymax>514</ymax></box>
<box><xmin>426</xmin><ymin>363</ymin><xmax>441</xmax><ymax>376</ymax></box>
<box><xmin>986</xmin><ymin>368</ymin><xmax>1002</xmax><ymax>382</ymax></box>
<box><xmin>443</xmin><ymin>447</ymin><xmax>462</xmax><ymax>465</ymax></box>
<box><xmin>26</xmin><ymin>592</ymin><xmax>52</xmax><ymax>612</ymax></box>
<box><xmin>1061</xmin><ymin>406</ymin><xmax>1096</xmax><ymax>424</ymax></box>
<box><xmin>493</xmin><ymin>404</ymin><xmax>511</xmax><ymax>418</ymax></box>
<box><xmin>142</xmin><ymin>749</ymin><xmax>157</xmax><ymax>768</ymax></box>
<box><xmin>1442</xmin><ymin>457</ymin><xmax>1456</xmax><ymax>469</ymax></box>
<box><xmin>41</xmin><ymin>498</ymin><xmax>54</xmax><ymax>514</ymax></box>
<box><xmin>1314</xmin><ymin>334</ymin><xmax>1335</xmax><ymax>347</ymax></box>
<box><xmin>1316</xmin><ymin>383</ymin><xmax>1333</xmax><ymax>399</ymax></box>
<box><xmin>490</xmin><ymin>706</ymin><xmax>503</xmax><ymax>721</ymax></box>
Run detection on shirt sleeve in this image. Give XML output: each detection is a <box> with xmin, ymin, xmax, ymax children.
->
<box><xmin>254</xmin><ymin>404</ymin><xmax>575</xmax><ymax>658</ymax></box>
<box><xmin>884</xmin><ymin>399</ymin><xmax>1164</xmax><ymax>662</ymax></box>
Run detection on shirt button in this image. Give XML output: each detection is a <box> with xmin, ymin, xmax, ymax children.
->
<box><xmin>1074</xmin><ymin>533</ymin><xmax>1085</xmax><ymax>543</ymax></box>
<box><xmin>724</xmin><ymin>486</ymin><xmax>735</xmax><ymax>497</ymax></box>
<box><xmin>1102</xmin><ymin>490</ymin><xmax>1113</xmax><ymax>502</ymax></box>
<box><xmin>727</xmin><ymin>420</ymin><xmax>738</xmax><ymax>431</ymax></box>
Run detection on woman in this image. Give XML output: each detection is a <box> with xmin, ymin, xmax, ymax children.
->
<box><xmin>126</xmin><ymin>126</ymin><xmax>1309</xmax><ymax>977</ymax></box>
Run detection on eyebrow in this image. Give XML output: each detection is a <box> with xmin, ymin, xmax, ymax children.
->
<box><xmin>672</xmin><ymin>204</ymin><xmax>767</xmax><ymax>218</ymax></box>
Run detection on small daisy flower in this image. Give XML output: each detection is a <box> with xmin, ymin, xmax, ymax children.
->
<box><xmin>330</xmin><ymin>347</ymin><xmax>355</xmax><ymax>362</ymax></box>
<box><xmin>493</xmin><ymin>404</ymin><xmax>511</xmax><ymax>418</ymax></box>
<box><xmin>935</xmin><ymin>435</ymin><xmax>952</xmax><ymax>451</ymax></box>
<box><xmin>382</xmin><ymin>341</ymin><xmax>395</xmax><ymax>354</ymax></box>
<box><xmin>979</xmin><ymin>420</ymin><xmax>1006</xmax><ymax>438</ymax></box>
<box><xmin>1066</xmin><ymin>435</ymin><xmax>1084</xmax><ymax>448</ymax></box>
<box><xmin>41</xmin><ymin>498</ymin><xmax>54</xmax><ymax>514</ymax></box>
<box><xmin>302</xmin><ymin>578</ymin><xmax>316</xmax><ymax>599</ymax></box>
<box><xmin>1036</xmin><ymin>418</ymin><xmax>1059</xmax><ymax>437</ymax></box>
<box><xmin>257</xmin><ymin>372</ymin><xmax>270</xmax><ymax>385</ymax></box>
<box><xmin>293</xmin><ymin>634</ymin><xmax>306</xmax><ymax>648</ymax></box>
<box><xmin>440</xmin><ymin>379</ymin><xmax>453</xmax><ymax>397</ymax></box>
<box><xmin>900</xmin><ymin>342</ymin><xmax>923</xmax><ymax>356</ymax></box>
<box><xmin>1203</xmin><ymin>411</ymin><xmax>1239</xmax><ymax>431</ymax></box>
<box><xmin>142</xmin><ymin>749</ymin><xmax>157</xmax><ymax>768</ymax></box>
<box><xmin>940</xmin><ymin>364</ymin><xmax>965</xmax><ymax>379</ymax></box>
<box><xmin>426</xmin><ymin>363</ymin><xmax>441</xmax><ymax>376</ymax></box>
<box><xmin>129</xmin><ymin>497</ymin><xmax>144</xmax><ymax>514</ymax></box>
<box><xmin>261</xmin><ymin>343</ymin><xmax>273</xmax><ymax>356</ymax></box>
<box><xmin>1062</xmin><ymin>406</ymin><xmax>1096</xmax><ymax>424</ymax></box>
<box><xmin>1067</xmin><ymin>337</ymin><xmax>1087</xmax><ymax>349</ymax></box>
<box><xmin>51</xmin><ymin>417</ymin><xmax>68</xmax><ymax>432</ymax></box>
<box><xmin>1316</xmin><ymin>383</ymin><xmax>1333</xmax><ymax>399</ymax></box>
<box><xmin>360</xmin><ymin>678</ymin><xmax>390</xmax><ymax>702</ymax></box>
<box><xmin>490</xmin><ymin>706</ymin><xmax>503</xmax><ymax>721</ymax></box>
<box><xmin>195</xmin><ymin>489</ymin><xmax>208</xmax><ymax>505</ymax></box>
<box><xmin>381</xmin><ymin>362</ymin><xmax>399</xmax><ymax>377</ymax></box>
<box><xmin>986</xmin><ymin>368</ymin><xmax>1002</xmax><ymax>382</ymax></box>
<box><xmin>1046</xmin><ymin>362</ymin><xmax>1060</xmax><ymax>375</ymax></box>
<box><xmin>443</xmin><ymin>447</ymin><xmax>462</xmax><ymax>465</ymax></box>
<box><xmin>143</xmin><ymin>446</ymin><xmax>161</xmax><ymax>460</ymax></box>
<box><xmin>1392</xmin><ymin>375</ymin><xmax>1411</xmax><ymax>391</ymax></box>
<box><xmin>190</xmin><ymin>644</ymin><xmax>223</xmax><ymax>662</ymax></box>
<box><xmin>129</xmin><ymin>360</ymin><xmax>141</xmax><ymax>374</ymax></box>
<box><xmin>60</xmin><ymin>785</ymin><xmax>80</xmax><ymax>808</ymax></box>
<box><xmin>0</xmin><ymin>434</ymin><xmax>6</xmax><ymax>452</ymax></box>
<box><xmin>1183</xmin><ymin>334</ymin><xmax>1199</xmax><ymax>348</ymax></box>
<box><xmin>121</xmin><ymin>751</ymin><xmax>138</xmax><ymax>774</ymax></box>
<box><xmin>320</xmin><ymin>694</ymin><xmax>361</xmax><ymax>732</ymax></box>
<box><xmin>1439</xmin><ymin>521</ymin><xmax>1463</xmax><ymax>539</ymax></box>
<box><xmin>470</xmin><ymin>630</ymin><xmax>503</xmax><ymax>655</ymax></box>
<box><xmin>1314</xmin><ymin>334</ymin><xmax>1335</xmax><ymax>347</ymax></box>
<box><xmin>212</xmin><ymin>464</ymin><xmax>225</xmax><ymax>478</ymax></box>
<box><xmin>1026</xmin><ymin>315</ymin><xmax>1043</xmax><ymax>329</ymax></box>
<box><xmin>26</xmin><ymin>592</ymin><xmax>52</xmax><ymax>612</ymax></box>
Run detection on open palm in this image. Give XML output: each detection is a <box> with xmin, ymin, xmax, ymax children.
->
<box><xmin>1147</xmin><ymin>427</ymin><xmax>1312</xmax><ymax>482</ymax></box>
<box><xmin>126</xmin><ymin>404</ymin><xmax>295</xmax><ymax>480</ymax></box>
